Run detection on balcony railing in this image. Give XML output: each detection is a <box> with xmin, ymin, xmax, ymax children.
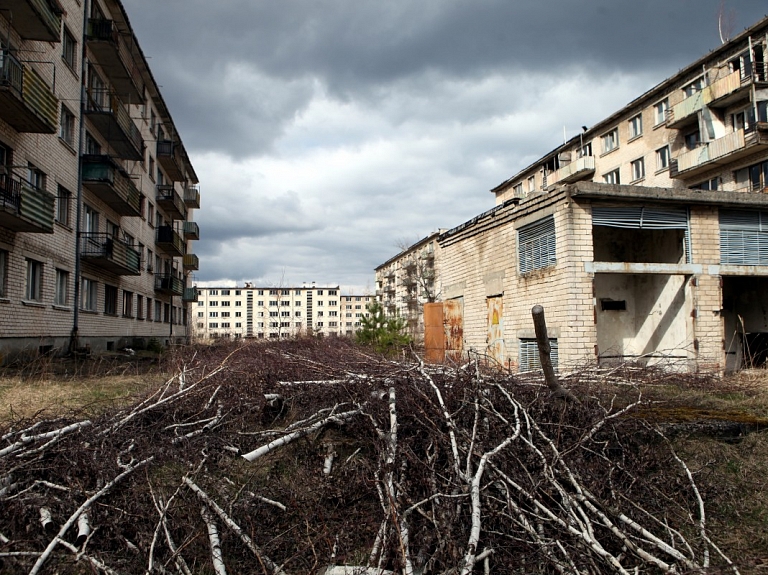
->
<box><xmin>86</xmin><ymin>19</ymin><xmax>144</xmax><ymax>102</ymax></box>
<box><xmin>0</xmin><ymin>50</ymin><xmax>58</xmax><ymax>133</ymax></box>
<box><xmin>155</xmin><ymin>273</ymin><xmax>184</xmax><ymax>296</ymax></box>
<box><xmin>666</xmin><ymin>90</ymin><xmax>707</xmax><ymax>128</ymax></box>
<box><xmin>2</xmin><ymin>0</ymin><xmax>62</xmax><ymax>41</ymax></box>
<box><xmin>156</xmin><ymin>140</ymin><xmax>185</xmax><ymax>181</ymax></box>
<box><xmin>183</xmin><ymin>220</ymin><xmax>199</xmax><ymax>240</ymax></box>
<box><xmin>84</xmin><ymin>89</ymin><xmax>144</xmax><ymax>160</ymax></box>
<box><xmin>80</xmin><ymin>233</ymin><xmax>141</xmax><ymax>275</ymax></box>
<box><xmin>548</xmin><ymin>156</ymin><xmax>596</xmax><ymax>186</ymax></box>
<box><xmin>81</xmin><ymin>155</ymin><xmax>141</xmax><ymax>216</ymax></box>
<box><xmin>0</xmin><ymin>173</ymin><xmax>54</xmax><ymax>233</ymax></box>
<box><xmin>183</xmin><ymin>253</ymin><xmax>199</xmax><ymax>270</ymax></box>
<box><xmin>156</xmin><ymin>225</ymin><xmax>185</xmax><ymax>257</ymax></box>
<box><xmin>182</xmin><ymin>287</ymin><xmax>198</xmax><ymax>302</ymax></box>
<box><xmin>156</xmin><ymin>185</ymin><xmax>186</xmax><ymax>220</ymax></box>
<box><xmin>184</xmin><ymin>185</ymin><xmax>200</xmax><ymax>209</ymax></box>
<box><xmin>671</xmin><ymin>126</ymin><xmax>768</xmax><ymax>179</ymax></box>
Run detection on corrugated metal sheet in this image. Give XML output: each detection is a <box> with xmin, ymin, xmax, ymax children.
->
<box><xmin>486</xmin><ymin>296</ymin><xmax>505</xmax><ymax>364</ymax></box>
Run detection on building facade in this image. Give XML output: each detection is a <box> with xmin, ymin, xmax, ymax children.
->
<box><xmin>0</xmin><ymin>0</ymin><xmax>199</xmax><ymax>361</ymax></box>
<box><xmin>374</xmin><ymin>232</ymin><xmax>442</xmax><ymax>340</ymax></box>
<box><xmin>386</xmin><ymin>16</ymin><xmax>768</xmax><ymax>373</ymax></box>
<box><xmin>193</xmin><ymin>286</ymin><xmax>372</xmax><ymax>340</ymax></box>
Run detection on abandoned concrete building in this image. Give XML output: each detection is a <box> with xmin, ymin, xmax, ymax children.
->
<box><xmin>375</xmin><ymin>232</ymin><xmax>442</xmax><ymax>340</ymax></box>
<box><xmin>381</xmin><ymin>15</ymin><xmax>768</xmax><ymax>372</ymax></box>
<box><xmin>0</xmin><ymin>0</ymin><xmax>199</xmax><ymax>361</ymax></box>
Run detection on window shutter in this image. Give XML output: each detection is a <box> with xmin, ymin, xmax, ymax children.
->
<box><xmin>719</xmin><ymin>210</ymin><xmax>768</xmax><ymax>265</ymax></box>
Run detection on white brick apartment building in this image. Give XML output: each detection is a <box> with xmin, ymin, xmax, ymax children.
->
<box><xmin>0</xmin><ymin>0</ymin><xmax>199</xmax><ymax>361</ymax></box>
<box><xmin>385</xmin><ymin>15</ymin><xmax>768</xmax><ymax>373</ymax></box>
<box><xmin>193</xmin><ymin>286</ymin><xmax>373</xmax><ymax>340</ymax></box>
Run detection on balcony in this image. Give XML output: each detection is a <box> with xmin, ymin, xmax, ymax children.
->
<box><xmin>0</xmin><ymin>50</ymin><xmax>58</xmax><ymax>133</ymax></box>
<box><xmin>183</xmin><ymin>253</ymin><xmax>199</xmax><ymax>270</ymax></box>
<box><xmin>156</xmin><ymin>185</ymin><xmax>186</xmax><ymax>220</ymax></box>
<box><xmin>156</xmin><ymin>140</ymin><xmax>185</xmax><ymax>181</ymax></box>
<box><xmin>156</xmin><ymin>225</ymin><xmax>185</xmax><ymax>257</ymax></box>
<box><xmin>184</xmin><ymin>185</ymin><xmax>200</xmax><ymax>209</ymax></box>
<box><xmin>548</xmin><ymin>156</ymin><xmax>596</xmax><ymax>186</ymax></box>
<box><xmin>86</xmin><ymin>19</ymin><xmax>144</xmax><ymax>102</ymax></box>
<box><xmin>183</xmin><ymin>220</ymin><xmax>199</xmax><ymax>240</ymax></box>
<box><xmin>0</xmin><ymin>173</ymin><xmax>54</xmax><ymax>233</ymax></box>
<box><xmin>81</xmin><ymin>155</ymin><xmax>141</xmax><ymax>216</ymax></box>
<box><xmin>155</xmin><ymin>273</ymin><xmax>183</xmax><ymax>296</ymax></box>
<box><xmin>670</xmin><ymin>125</ymin><xmax>768</xmax><ymax>180</ymax></box>
<box><xmin>80</xmin><ymin>233</ymin><xmax>141</xmax><ymax>275</ymax></box>
<box><xmin>84</xmin><ymin>90</ymin><xmax>143</xmax><ymax>160</ymax></box>
<box><xmin>182</xmin><ymin>287</ymin><xmax>198</xmax><ymax>302</ymax></box>
<box><xmin>1</xmin><ymin>0</ymin><xmax>62</xmax><ymax>41</ymax></box>
<box><xmin>666</xmin><ymin>90</ymin><xmax>707</xmax><ymax>128</ymax></box>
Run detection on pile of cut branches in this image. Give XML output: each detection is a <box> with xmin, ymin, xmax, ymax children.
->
<box><xmin>0</xmin><ymin>339</ymin><xmax>741</xmax><ymax>574</ymax></box>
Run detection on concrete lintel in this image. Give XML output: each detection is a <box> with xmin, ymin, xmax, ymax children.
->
<box><xmin>443</xmin><ymin>281</ymin><xmax>466</xmax><ymax>299</ymax></box>
<box><xmin>709</xmin><ymin>264</ymin><xmax>768</xmax><ymax>276</ymax></box>
<box><xmin>584</xmin><ymin>262</ymin><xmax>703</xmax><ymax>275</ymax></box>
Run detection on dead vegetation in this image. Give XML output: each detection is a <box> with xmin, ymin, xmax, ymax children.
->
<box><xmin>0</xmin><ymin>339</ymin><xmax>766</xmax><ymax>574</ymax></box>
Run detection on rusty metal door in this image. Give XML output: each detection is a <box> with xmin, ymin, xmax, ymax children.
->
<box><xmin>486</xmin><ymin>296</ymin><xmax>505</xmax><ymax>364</ymax></box>
<box><xmin>424</xmin><ymin>302</ymin><xmax>445</xmax><ymax>363</ymax></box>
<box><xmin>444</xmin><ymin>298</ymin><xmax>464</xmax><ymax>362</ymax></box>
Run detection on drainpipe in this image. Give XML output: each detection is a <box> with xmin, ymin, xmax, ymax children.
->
<box><xmin>70</xmin><ymin>0</ymin><xmax>90</xmax><ymax>354</ymax></box>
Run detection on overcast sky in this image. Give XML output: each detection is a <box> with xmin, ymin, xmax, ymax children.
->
<box><xmin>122</xmin><ymin>0</ymin><xmax>766</xmax><ymax>293</ymax></box>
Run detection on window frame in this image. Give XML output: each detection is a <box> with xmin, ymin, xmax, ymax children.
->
<box><xmin>54</xmin><ymin>268</ymin><xmax>68</xmax><ymax>306</ymax></box>
<box><xmin>628</xmin><ymin>114</ymin><xmax>643</xmax><ymax>140</ymax></box>
<box><xmin>601</xmin><ymin>128</ymin><xmax>619</xmax><ymax>154</ymax></box>
<box><xmin>630</xmin><ymin>157</ymin><xmax>645</xmax><ymax>182</ymax></box>
<box><xmin>603</xmin><ymin>168</ymin><xmax>620</xmax><ymax>185</ymax></box>
<box><xmin>25</xmin><ymin>258</ymin><xmax>43</xmax><ymax>302</ymax></box>
<box><xmin>654</xmin><ymin>98</ymin><xmax>669</xmax><ymax>126</ymax></box>
<box><xmin>655</xmin><ymin>146</ymin><xmax>670</xmax><ymax>171</ymax></box>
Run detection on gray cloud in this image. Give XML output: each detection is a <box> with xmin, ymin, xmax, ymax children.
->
<box><xmin>119</xmin><ymin>1</ymin><xmax>768</xmax><ymax>290</ymax></box>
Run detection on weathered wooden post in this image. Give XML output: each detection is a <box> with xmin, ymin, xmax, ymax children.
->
<box><xmin>531</xmin><ymin>305</ymin><xmax>577</xmax><ymax>401</ymax></box>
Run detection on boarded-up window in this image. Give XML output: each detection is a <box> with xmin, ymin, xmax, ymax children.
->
<box><xmin>519</xmin><ymin>338</ymin><xmax>558</xmax><ymax>372</ymax></box>
<box><xmin>720</xmin><ymin>210</ymin><xmax>768</xmax><ymax>265</ymax></box>
<box><xmin>518</xmin><ymin>215</ymin><xmax>556</xmax><ymax>274</ymax></box>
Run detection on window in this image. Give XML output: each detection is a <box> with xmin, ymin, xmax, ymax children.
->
<box><xmin>329</xmin><ymin>300</ymin><xmax>337</xmax><ymax>306</ymax></box>
<box><xmin>84</xmin><ymin>204</ymin><xmax>99</xmax><ymax>233</ymax></box>
<box><xmin>62</xmin><ymin>26</ymin><xmax>77</xmax><ymax>69</ymax></box>
<box><xmin>209</xmin><ymin>300</ymin><xmax>218</xmax><ymax>306</ymax></box>
<box><xmin>209</xmin><ymin>289</ymin><xmax>218</xmax><ymax>296</ymax></box>
<box><xmin>235</xmin><ymin>300</ymin><xmax>241</xmax><ymax>306</ymax></box>
<box><xmin>164</xmin><ymin>303</ymin><xmax>170</xmax><ymax>323</ymax></box>
<box><xmin>209</xmin><ymin>311</ymin><xmax>218</xmax><ymax>317</ymax></box>
<box><xmin>355</xmin><ymin>304</ymin><xmax>361</xmax><ymax>309</ymax></box>
<box><xmin>235</xmin><ymin>290</ymin><xmax>241</xmax><ymax>296</ymax></box>
<box><xmin>155</xmin><ymin>300</ymin><xmax>162</xmax><ymax>321</ymax></box>
<box><xmin>527</xmin><ymin>176</ymin><xmax>535</xmax><ymax>192</ymax></box>
<box><xmin>81</xmin><ymin>278</ymin><xmax>97</xmax><ymax>311</ymax></box>
<box><xmin>235</xmin><ymin>311</ymin><xmax>242</xmax><ymax>317</ymax></box>
<box><xmin>735</xmin><ymin>160</ymin><xmax>768</xmax><ymax>192</ymax></box>
<box><xmin>147</xmin><ymin>203</ymin><xmax>155</xmax><ymax>227</ymax></box>
<box><xmin>295</xmin><ymin>311</ymin><xmax>301</xmax><ymax>317</ymax></box>
<box><xmin>684</xmin><ymin>130</ymin><xmax>700</xmax><ymax>151</ymax></box>
<box><xmin>316</xmin><ymin>322</ymin><xmax>324</xmax><ymax>327</ymax></box>
<box><xmin>257</xmin><ymin>300</ymin><xmax>264</xmax><ymax>306</ymax></box>
<box><xmin>656</xmin><ymin>146</ymin><xmax>670</xmax><ymax>171</ymax></box>
<box><xmin>122</xmin><ymin>290</ymin><xmax>133</xmax><ymax>317</ymax></box>
<box><xmin>682</xmin><ymin>77</ymin><xmax>704</xmax><ymax>97</ymax></box>
<box><xmin>329</xmin><ymin>311</ymin><xmax>337</xmax><ymax>317</ymax></box>
<box><xmin>54</xmin><ymin>269</ymin><xmax>68</xmax><ymax>306</ymax></box>
<box><xmin>221</xmin><ymin>289</ymin><xmax>230</xmax><ymax>296</ymax></box>
<box><xmin>601</xmin><ymin>128</ymin><xmax>618</xmax><ymax>153</ymax></box>
<box><xmin>221</xmin><ymin>312</ymin><xmax>230</xmax><ymax>317</ymax></box>
<box><xmin>329</xmin><ymin>290</ymin><xmax>337</xmax><ymax>296</ymax></box>
<box><xmin>281</xmin><ymin>311</ymin><xmax>290</xmax><ymax>317</ymax></box>
<box><xmin>221</xmin><ymin>322</ymin><xmax>230</xmax><ymax>328</ymax></box>
<box><xmin>318</xmin><ymin>311</ymin><xmax>324</xmax><ymax>317</ymax></box>
<box><xmin>198</xmin><ymin>311</ymin><xmax>204</xmax><ymax>318</ymax></box>
<box><xmin>692</xmin><ymin>177</ymin><xmax>719</xmax><ymax>191</ymax></box>
<box><xmin>295</xmin><ymin>289</ymin><xmax>301</xmax><ymax>295</ymax></box>
<box><xmin>85</xmin><ymin>132</ymin><xmax>101</xmax><ymax>155</ymax></box>
<box><xmin>137</xmin><ymin>295</ymin><xmax>144</xmax><ymax>320</ymax></box>
<box><xmin>104</xmin><ymin>285</ymin><xmax>117</xmax><ymax>315</ymax></box>
<box><xmin>518</xmin><ymin>215</ymin><xmax>556</xmax><ymax>274</ymax></box>
<box><xmin>630</xmin><ymin>157</ymin><xmax>645</xmax><ymax>182</ymax></box>
<box><xmin>281</xmin><ymin>289</ymin><xmax>289</xmax><ymax>295</ymax></box>
<box><xmin>317</xmin><ymin>290</ymin><xmax>323</xmax><ymax>295</ymax></box>
<box><xmin>210</xmin><ymin>322</ymin><xmax>219</xmax><ymax>329</ymax></box>
<box><xmin>269</xmin><ymin>300</ymin><xmax>278</xmax><ymax>306</ymax></box>
<box><xmin>270</xmin><ymin>289</ymin><xmax>278</xmax><ymax>295</ymax></box>
<box><xmin>148</xmin><ymin>156</ymin><xmax>155</xmax><ymax>181</ymax></box>
<box><xmin>27</xmin><ymin>164</ymin><xmax>46</xmax><ymax>192</ymax></box>
<box><xmin>258</xmin><ymin>290</ymin><xmax>264</xmax><ymax>295</ymax></box>
<box><xmin>59</xmin><ymin>105</ymin><xmax>75</xmax><ymax>147</ymax></box>
<box><xmin>0</xmin><ymin>250</ymin><xmax>7</xmax><ymax>298</ymax></box>
<box><xmin>317</xmin><ymin>300</ymin><xmax>324</xmax><ymax>306</ymax></box>
<box><xmin>235</xmin><ymin>322</ymin><xmax>242</xmax><ymax>328</ymax></box>
<box><xmin>719</xmin><ymin>210</ymin><xmax>768</xmax><ymax>265</ymax></box>
<box><xmin>628</xmin><ymin>114</ymin><xmax>643</xmax><ymax>139</ymax></box>
<box><xmin>281</xmin><ymin>301</ymin><xmax>289</xmax><ymax>306</ymax></box>
<box><xmin>579</xmin><ymin>142</ymin><xmax>593</xmax><ymax>158</ymax></box>
<box><xmin>56</xmin><ymin>186</ymin><xmax>71</xmax><ymax>226</ymax></box>
<box><xmin>519</xmin><ymin>338</ymin><xmax>558</xmax><ymax>372</ymax></box>
<box><xmin>25</xmin><ymin>259</ymin><xmax>43</xmax><ymax>301</ymax></box>
<box><xmin>654</xmin><ymin>99</ymin><xmax>668</xmax><ymax>125</ymax></box>
<box><xmin>603</xmin><ymin>169</ymin><xmax>620</xmax><ymax>185</ymax></box>
<box><xmin>269</xmin><ymin>311</ymin><xmax>278</xmax><ymax>317</ymax></box>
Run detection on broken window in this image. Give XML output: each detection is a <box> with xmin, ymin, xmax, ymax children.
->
<box><xmin>518</xmin><ymin>215</ymin><xmax>556</xmax><ymax>274</ymax></box>
<box><xmin>592</xmin><ymin>205</ymin><xmax>690</xmax><ymax>264</ymax></box>
<box><xmin>719</xmin><ymin>210</ymin><xmax>768</xmax><ymax>265</ymax></box>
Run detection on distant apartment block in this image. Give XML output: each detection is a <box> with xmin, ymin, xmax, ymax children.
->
<box><xmin>0</xmin><ymin>0</ymin><xmax>199</xmax><ymax>360</ymax></box>
<box><xmin>193</xmin><ymin>285</ymin><xmax>373</xmax><ymax>340</ymax></box>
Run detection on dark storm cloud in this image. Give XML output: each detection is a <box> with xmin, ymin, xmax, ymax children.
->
<box><xmin>118</xmin><ymin>1</ymin><xmax>768</xmax><ymax>289</ymax></box>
